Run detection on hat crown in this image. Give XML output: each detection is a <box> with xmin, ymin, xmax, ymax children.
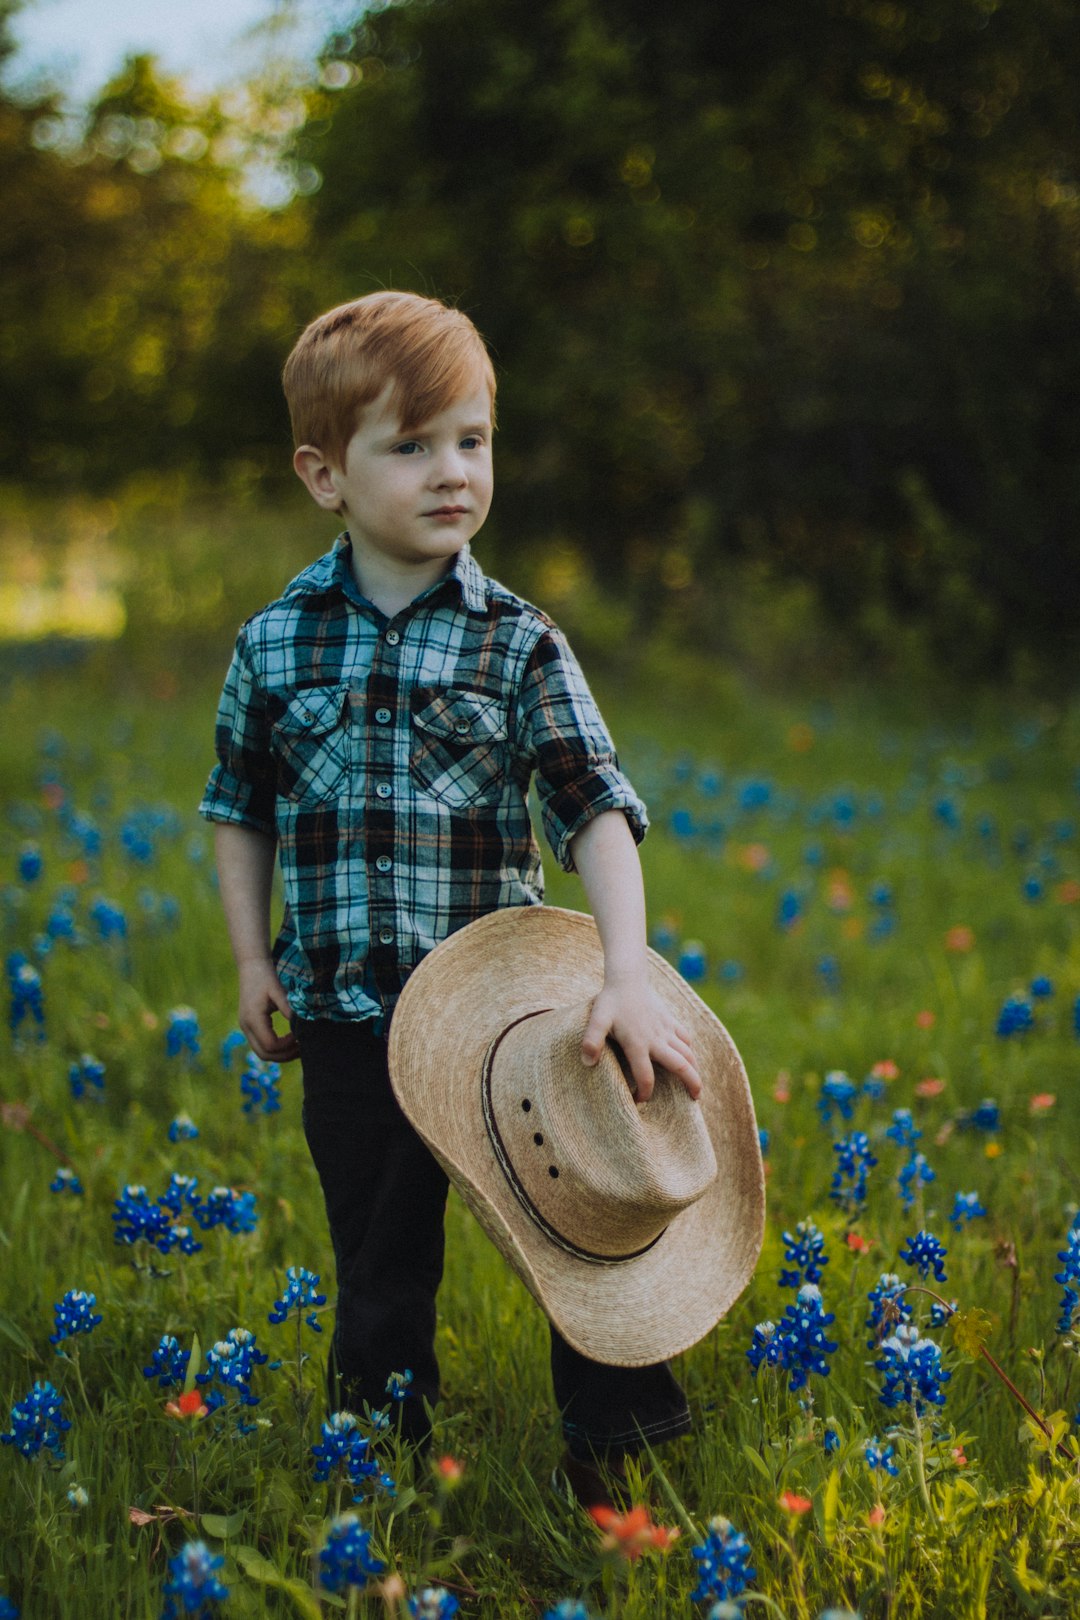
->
<box><xmin>485</xmin><ymin>1005</ymin><xmax>718</xmax><ymax>1261</ymax></box>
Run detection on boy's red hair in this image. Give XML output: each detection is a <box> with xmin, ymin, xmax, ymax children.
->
<box><xmin>282</xmin><ymin>290</ymin><xmax>496</xmax><ymax>469</ymax></box>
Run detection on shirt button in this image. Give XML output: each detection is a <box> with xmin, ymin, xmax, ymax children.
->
<box><xmin>375</xmin><ymin>855</ymin><xmax>393</xmax><ymax>873</ymax></box>
<box><xmin>375</xmin><ymin>782</ymin><xmax>392</xmax><ymax>800</ymax></box>
<box><xmin>374</xmin><ymin>707</ymin><xmax>392</xmax><ymax>725</ymax></box>
<box><xmin>378</xmin><ymin>928</ymin><xmax>395</xmax><ymax>945</ymax></box>
<box><xmin>454</xmin><ymin>720</ymin><xmax>470</xmax><ymax>736</ymax></box>
<box><xmin>385</xmin><ymin>629</ymin><xmax>401</xmax><ymax>646</ymax></box>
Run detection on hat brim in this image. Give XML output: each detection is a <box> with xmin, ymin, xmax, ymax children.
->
<box><xmin>388</xmin><ymin>906</ymin><xmax>765</xmax><ymax>1367</ymax></box>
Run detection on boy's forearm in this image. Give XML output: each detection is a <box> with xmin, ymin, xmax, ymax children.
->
<box><xmin>568</xmin><ymin>811</ymin><xmax>649</xmax><ymax>984</ymax></box>
<box><xmin>213</xmin><ymin>822</ymin><xmax>278</xmax><ymax>966</ymax></box>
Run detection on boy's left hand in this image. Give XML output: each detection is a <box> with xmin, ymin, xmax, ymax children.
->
<box><xmin>580</xmin><ymin>978</ymin><xmax>701</xmax><ymax>1104</ymax></box>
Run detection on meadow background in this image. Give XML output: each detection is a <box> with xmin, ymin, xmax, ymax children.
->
<box><xmin>1</xmin><ymin>0</ymin><xmax>1080</xmax><ymax>1615</ymax></box>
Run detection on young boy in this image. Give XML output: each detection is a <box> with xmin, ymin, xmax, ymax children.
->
<box><xmin>200</xmin><ymin>291</ymin><xmax>700</xmax><ymax>1501</ymax></box>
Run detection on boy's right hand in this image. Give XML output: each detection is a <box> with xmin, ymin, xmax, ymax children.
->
<box><xmin>237</xmin><ymin>959</ymin><xmax>301</xmax><ymax>1063</ymax></box>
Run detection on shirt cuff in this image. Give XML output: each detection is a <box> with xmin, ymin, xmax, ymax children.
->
<box><xmin>199</xmin><ymin>765</ymin><xmax>276</xmax><ymax>837</ymax></box>
<box><xmin>542</xmin><ymin>766</ymin><xmax>649</xmax><ymax>873</ymax></box>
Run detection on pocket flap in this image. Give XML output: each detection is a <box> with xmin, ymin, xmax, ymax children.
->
<box><xmin>273</xmin><ymin>687</ymin><xmax>348</xmax><ymax>738</ymax></box>
<box><xmin>412</xmin><ymin>688</ymin><xmax>507</xmax><ymax>745</ymax></box>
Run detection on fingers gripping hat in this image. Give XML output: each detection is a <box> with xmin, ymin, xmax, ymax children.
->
<box><xmin>388</xmin><ymin>906</ymin><xmax>765</xmax><ymax>1367</ymax></box>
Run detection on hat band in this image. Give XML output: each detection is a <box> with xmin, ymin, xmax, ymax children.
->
<box><xmin>480</xmin><ymin>1010</ymin><xmax>665</xmax><ymax>1268</ymax></box>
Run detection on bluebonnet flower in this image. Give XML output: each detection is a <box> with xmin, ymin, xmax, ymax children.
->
<box><xmin>650</xmin><ymin>921</ymin><xmax>677</xmax><ymax>954</ymax></box>
<box><xmin>196</xmin><ymin>1328</ymin><xmax>269</xmax><ymax>1410</ymax></box>
<box><xmin>886</xmin><ymin>1109</ymin><xmax>921</xmax><ymax>1151</ymax></box>
<box><xmin>996</xmin><ymin>995</ymin><xmax>1034</xmax><ymax>1037</ymax></box>
<box><xmin>818</xmin><ymin>1072</ymin><xmax>858</xmax><ymax>1126</ymax></box>
<box><xmin>88</xmin><ymin>897</ymin><xmax>126</xmax><ymax>942</ymax></box>
<box><xmin>311</xmin><ymin>1411</ymin><xmax>379</xmax><ymax>1487</ymax></box>
<box><xmin>1074</xmin><ymin>994</ymin><xmax>1080</xmax><ymax>1039</ymax></box>
<box><xmin>746</xmin><ymin>1320</ymin><xmax>781</xmax><ymax>1372</ymax></box>
<box><xmin>868</xmin><ymin>911</ymin><xmax>897</xmax><ymax>942</ymax></box>
<box><xmin>18</xmin><ymin>845</ymin><xmax>42</xmax><ymax>883</ymax></box>
<box><xmin>823</xmin><ymin>1422</ymin><xmax>840</xmax><ymax>1454</ymax></box>
<box><xmin>113</xmin><ymin>1183</ymin><xmax>178</xmax><ymax>1252</ymax></box>
<box><xmin>159</xmin><ymin>1174</ymin><xmax>200</xmax><ymax>1217</ymax></box>
<box><xmin>678</xmin><ymin>942</ymin><xmax>707</xmax><ymax>982</ymax></box>
<box><xmin>1054</xmin><ymin>1221</ymin><xmax>1080</xmax><ymax>1334</ymax></box>
<box><xmin>408</xmin><ymin>1590</ymin><xmax>460</xmax><ymax>1619</ymax></box>
<box><xmin>220</xmin><ymin>1030</ymin><xmax>248</xmax><ymax>1070</ymax></box>
<box><xmin>934</xmin><ymin>796</ymin><xmax>961</xmax><ymax>831</ymax></box>
<box><xmin>161</xmin><ymin>1541</ymin><xmax>228</xmax><ymax>1619</ymax></box>
<box><xmin>7</xmin><ymin>953</ymin><xmax>44</xmax><ymax>1038</ymax></box>
<box><xmin>717</xmin><ymin>959</ymin><xmax>744</xmax><ymax>983</ymax></box>
<box><xmin>386</xmin><ymin>1368</ymin><xmax>413</xmax><ymax>1402</ymax></box>
<box><xmin>877</xmin><ymin>1324</ymin><xmax>951</xmax><ymax>1414</ymax></box>
<box><xmin>961</xmin><ymin>1099</ymin><xmax>1000</xmax><ymax>1133</ymax></box>
<box><xmin>897</xmin><ymin>1153</ymin><xmax>935</xmax><ymax>1210</ymax></box>
<box><xmin>779</xmin><ymin>1220</ymin><xmax>829</xmax><ymax>1289</ymax></box>
<box><xmin>166</xmin><ymin>1007</ymin><xmax>200</xmax><ymax>1060</ymax></box>
<box><xmin>899</xmin><ymin>1230</ymin><xmax>948</xmax><ymax>1282</ymax></box>
<box><xmin>168</xmin><ymin>1113</ymin><xmax>199</xmax><ymax>1143</ymax></box>
<box><xmin>49</xmin><ymin>1167</ymin><xmax>83</xmax><ymax>1196</ymax></box>
<box><xmin>690</xmin><ymin>1516</ymin><xmax>756</xmax><ymax>1605</ymax></box>
<box><xmin>68</xmin><ymin>1054</ymin><xmax>105</xmax><ymax>1100</ymax></box>
<box><xmin>864</xmin><ymin>1438</ymin><xmax>898</xmax><ymax>1476</ymax></box>
<box><xmin>1022</xmin><ymin>876</ymin><xmax>1044</xmax><ymax>902</ymax></box>
<box><xmin>1031</xmin><ymin>976</ymin><xmax>1054</xmax><ymax>999</ymax></box>
<box><xmin>45</xmin><ymin>903</ymin><xmax>76</xmax><ymax>943</ymax></box>
<box><xmin>190</xmin><ymin>1185</ymin><xmax>258</xmax><ymax>1234</ymax></box>
<box><xmin>949</xmin><ymin>1191</ymin><xmax>987</xmax><ymax>1231</ymax></box>
<box><xmin>544</xmin><ymin>1605</ymin><xmax>594</xmax><ymax>1620</ymax></box>
<box><xmin>239</xmin><ymin>1054</ymin><xmax>282</xmax><ymax>1115</ymax></box>
<box><xmin>269</xmin><ymin>1266</ymin><xmax>327</xmax><ymax>1332</ymax></box>
<box><xmin>1</xmin><ymin>1381</ymin><xmax>71</xmax><ymax>1460</ymax></box>
<box><xmin>777</xmin><ymin>889</ymin><xmax>803</xmax><ymax>930</ymax></box>
<box><xmin>758</xmin><ymin>1127</ymin><xmax>770</xmax><ymax>1156</ymax></box>
<box><xmin>830</xmin><ymin>1132</ymin><xmax>877</xmax><ymax>1211</ymax></box>
<box><xmin>866</xmin><ymin>1273</ymin><xmax>912</xmax><ymax>1348</ymax></box>
<box><xmin>66</xmin><ymin>1484</ymin><xmax>89</xmax><ymax>1509</ymax></box>
<box><xmin>929</xmin><ymin>1299</ymin><xmax>958</xmax><ymax>1328</ymax></box>
<box><xmin>816</xmin><ymin>955</ymin><xmax>841</xmax><ymax>993</ymax></box>
<box><xmin>317</xmin><ymin>1514</ymin><xmax>385</xmax><ymax>1594</ymax></box>
<box><xmin>0</xmin><ymin>1595</ymin><xmax>18</xmax><ymax>1618</ymax></box>
<box><xmin>49</xmin><ymin>1289</ymin><xmax>102</xmax><ymax>1346</ymax></box>
<box><xmin>143</xmin><ymin>1334</ymin><xmax>191</xmax><ymax>1388</ymax></box>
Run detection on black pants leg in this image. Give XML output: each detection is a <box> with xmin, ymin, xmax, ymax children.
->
<box><xmin>295</xmin><ymin>1016</ymin><xmax>448</xmax><ymax>1449</ymax></box>
<box><xmin>296</xmin><ymin>1016</ymin><xmax>692</xmax><ymax>1461</ymax></box>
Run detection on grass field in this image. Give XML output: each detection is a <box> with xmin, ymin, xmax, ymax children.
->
<box><xmin>1</xmin><ymin>594</ymin><xmax>1079</xmax><ymax>1618</ymax></box>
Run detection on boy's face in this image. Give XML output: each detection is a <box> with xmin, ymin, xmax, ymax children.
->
<box><xmin>320</xmin><ymin>379</ymin><xmax>494</xmax><ymax>584</ymax></box>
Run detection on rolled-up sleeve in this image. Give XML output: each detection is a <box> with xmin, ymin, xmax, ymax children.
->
<box><xmin>198</xmin><ymin>628</ymin><xmax>277</xmax><ymax>835</ymax></box>
<box><xmin>513</xmin><ymin>628</ymin><xmax>648</xmax><ymax>872</ymax></box>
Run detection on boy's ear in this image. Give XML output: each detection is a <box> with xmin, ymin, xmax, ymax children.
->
<box><xmin>293</xmin><ymin>445</ymin><xmax>343</xmax><ymax>512</ymax></box>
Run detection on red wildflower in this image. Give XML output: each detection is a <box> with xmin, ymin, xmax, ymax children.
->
<box><xmin>1029</xmin><ymin>1093</ymin><xmax>1056</xmax><ymax>1114</ymax></box>
<box><xmin>778</xmin><ymin>1491</ymin><xmax>813</xmax><ymax>1515</ymax></box>
<box><xmin>590</xmin><ymin>1505</ymin><xmax>680</xmax><ymax>1560</ymax></box>
<box><xmin>435</xmin><ymin>1455</ymin><xmax>464</xmax><ymax>1483</ymax></box>
<box><xmin>867</xmin><ymin>1503</ymin><xmax>886</xmax><ymax>1526</ymax></box>
<box><xmin>915</xmin><ymin>1009</ymin><xmax>936</xmax><ymax>1029</ymax></box>
<box><xmin>846</xmin><ymin>1232</ymin><xmax>872</xmax><ymax>1253</ymax></box>
<box><xmin>915</xmin><ymin>1077</ymin><xmax>946</xmax><ymax>1098</ymax></box>
<box><xmin>165</xmin><ymin>1390</ymin><xmax>207</xmax><ymax>1421</ymax></box>
<box><xmin>944</xmin><ymin>925</ymin><xmax>975</xmax><ymax>952</ymax></box>
<box><xmin>870</xmin><ymin>1060</ymin><xmax>899</xmax><ymax>1081</ymax></box>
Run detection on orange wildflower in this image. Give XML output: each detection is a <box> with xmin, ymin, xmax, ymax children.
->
<box><xmin>590</xmin><ymin>1505</ymin><xmax>680</xmax><ymax>1560</ymax></box>
<box><xmin>951</xmin><ymin>1447</ymin><xmax>969</xmax><ymax>1467</ymax></box>
<box><xmin>737</xmin><ymin>842</ymin><xmax>771</xmax><ymax>873</ymax></box>
<box><xmin>985</xmin><ymin>1141</ymin><xmax>1003</xmax><ymax>1159</ymax></box>
<box><xmin>915</xmin><ymin>1009</ymin><xmax>936</xmax><ymax>1029</ymax></box>
<box><xmin>915</xmin><ymin>1077</ymin><xmax>946</xmax><ymax>1098</ymax></box>
<box><xmin>846</xmin><ymin>1232</ymin><xmax>872</xmax><ymax>1253</ymax></box>
<box><xmin>944</xmin><ymin>925</ymin><xmax>975</xmax><ymax>952</ymax></box>
<box><xmin>1054</xmin><ymin>879</ymin><xmax>1080</xmax><ymax>905</ymax></box>
<box><xmin>788</xmin><ymin>722</ymin><xmax>815</xmax><ymax>753</ymax></box>
<box><xmin>871</xmin><ymin>1060</ymin><xmax>900</xmax><ymax>1082</ymax></box>
<box><xmin>1029</xmin><ymin>1093</ymin><xmax>1056</xmax><ymax>1113</ymax></box>
<box><xmin>435</xmin><ymin>1455</ymin><xmax>464</xmax><ymax>1483</ymax></box>
<box><xmin>778</xmin><ymin>1491</ymin><xmax>813</xmax><ymax>1515</ymax></box>
<box><xmin>773</xmin><ymin>1071</ymin><xmax>791</xmax><ymax>1104</ymax></box>
<box><xmin>165</xmin><ymin>1390</ymin><xmax>207</xmax><ymax>1421</ymax></box>
<box><xmin>867</xmin><ymin>1503</ymin><xmax>886</xmax><ymax>1526</ymax></box>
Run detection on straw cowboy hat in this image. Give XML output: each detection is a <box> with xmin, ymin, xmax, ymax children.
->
<box><xmin>388</xmin><ymin>906</ymin><xmax>765</xmax><ymax>1367</ymax></box>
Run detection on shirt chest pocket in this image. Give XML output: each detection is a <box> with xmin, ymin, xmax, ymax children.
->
<box><xmin>409</xmin><ymin>687</ymin><xmax>508</xmax><ymax>810</ymax></box>
<box><xmin>270</xmin><ymin>687</ymin><xmax>352</xmax><ymax>804</ymax></box>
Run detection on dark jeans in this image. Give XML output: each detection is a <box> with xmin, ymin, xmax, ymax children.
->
<box><xmin>295</xmin><ymin>1016</ymin><xmax>692</xmax><ymax>1461</ymax></box>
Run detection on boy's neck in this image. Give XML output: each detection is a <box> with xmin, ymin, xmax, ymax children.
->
<box><xmin>347</xmin><ymin>543</ymin><xmax>460</xmax><ymax>620</ymax></box>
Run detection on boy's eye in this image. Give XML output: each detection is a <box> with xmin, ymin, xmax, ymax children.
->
<box><xmin>394</xmin><ymin>441</ymin><xmax>422</xmax><ymax>455</ymax></box>
<box><xmin>460</xmin><ymin>435</ymin><xmax>484</xmax><ymax>450</ymax></box>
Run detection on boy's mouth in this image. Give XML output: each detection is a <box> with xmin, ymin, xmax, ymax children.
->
<box><xmin>426</xmin><ymin>506</ymin><xmax>468</xmax><ymax>516</ymax></box>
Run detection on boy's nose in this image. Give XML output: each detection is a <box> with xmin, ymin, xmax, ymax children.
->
<box><xmin>430</xmin><ymin>451</ymin><xmax>467</xmax><ymax>488</ymax></box>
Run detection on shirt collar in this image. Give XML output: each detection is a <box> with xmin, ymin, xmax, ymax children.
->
<box><xmin>319</xmin><ymin>535</ymin><xmax>487</xmax><ymax>616</ymax></box>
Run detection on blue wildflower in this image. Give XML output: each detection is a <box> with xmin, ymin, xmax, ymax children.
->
<box><xmin>543</xmin><ymin>1604</ymin><xmax>594</xmax><ymax>1620</ymax></box>
<box><xmin>823</xmin><ymin>1423</ymin><xmax>840</xmax><ymax>1454</ymax></box>
<box><xmin>1054</xmin><ymin>1222</ymin><xmax>1080</xmax><ymax>1335</ymax></box>
<box><xmin>239</xmin><ymin>1054</ymin><xmax>282</xmax><ymax>1115</ymax></box>
<box><xmin>49</xmin><ymin>1167</ymin><xmax>83</xmax><ymax>1196</ymax></box>
<box><xmin>168</xmin><ymin>1113</ymin><xmax>199</xmax><ymax>1143</ymax></box>
<box><xmin>0</xmin><ymin>1596</ymin><xmax>17</xmax><ymax>1618</ymax></box>
<box><xmin>159</xmin><ymin>1174</ymin><xmax>200</xmax><ymax>1217</ymax></box>
<box><xmin>166</xmin><ymin>1007</ymin><xmax>200</xmax><ymax>1060</ymax></box>
<box><xmin>45</xmin><ymin>904</ymin><xmax>76</xmax><ymax>943</ymax></box>
<box><xmin>885</xmin><ymin>1109</ymin><xmax>921</xmax><ymax>1151</ymax></box>
<box><xmin>949</xmin><ymin>1191</ymin><xmax>987</xmax><ymax>1230</ymax></box>
<box><xmin>830</xmin><ymin>1132</ymin><xmax>877</xmax><ymax>1211</ymax></box>
<box><xmin>758</xmin><ymin>1127</ymin><xmax>770</xmax><ymax>1156</ymax></box>
<box><xmin>864</xmin><ymin>1438</ymin><xmax>899</xmax><ymax>1476</ymax></box>
<box><xmin>408</xmin><ymin>1590</ymin><xmax>461</xmax><ymax>1619</ymax></box>
<box><xmin>67</xmin><ymin>1484</ymin><xmax>89</xmax><ymax>1509</ymax></box>
<box><xmin>7</xmin><ymin>953</ymin><xmax>44</xmax><ymax>1038</ymax></box>
<box><xmin>1074</xmin><ymin>995</ymin><xmax>1080</xmax><ymax>1039</ymax></box>
<box><xmin>876</xmin><ymin>1323</ymin><xmax>951</xmax><ymax>1414</ymax></box>
<box><xmin>929</xmin><ymin>1298</ymin><xmax>958</xmax><ymax>1328</ymax></box>
<box><xmin>68</xmin><ymin>1054</ymin><xmax>105</xmax><ymax>1100</ymax></box>
<box><xmin>897</xmin><ymin>1153</ymin><xmax>935</xmax><ymax>1210</ymax></box>
<box><xmin>1022</xmin><ymin>876</ymin><xmax>1043</xmax><ymax>902</ymax></box>
<box><xmin>866</xmin><ymin>1273</ymin><xmax>912</xmax><ymax>1348</ymax></box>
<box><xmin>746</xmin><ymin>1320</ymin><xmax>782</xmax><ymax>1372</ymax></box>
<box><xmin>196</xmin><ymin>1328</ymin><xmax>269</xmax><ymax>1409</ymax></box>
<box><xmin>311</xmin><ymin>1411</ymin><xmax>378</xmax><ymax>1487</ymax></box>
<box><xmin>161</xmin><ymin>1541</ymin><xmax>228</xmax><ymax>1619</ymax></box>
<box><xmin>754</xmin><ymin>1285</ymin><xmax>838</xmax><ymax>1391</ymax></box>
<box><xmin>49</xmin><ymin>1288</ymin><xmax>102</xmax><ymax>1347</ymax></box>
<box><xmin>777</xmin><ymin>889</ymin><xmax>803</xmax><ymax>930</ymax></box>
<box><xmin>964</xmin><ymin>1099</ymin><xmax>1000</xmax><ymax>1133</ymax></box>
<box><xmin>818</xmin><ymin>1072</ymin><xmax>858</xmax><ymax>1125</ymax></box>
<box><xmin>816</xmin><ymin>955</ymin><xmax>841</xmax><ymax>994</ymax></box>
<box><xmin>996</xmin><ymin>995</ymin><xmax>1034</xmax><ymax>1037</ymax></box>
<box><xmin>220</xmin><ymin>1030</ymin><xmax>248</xmax><ymax>1070</ymax></box>
<box><xmin>18</xmin><ymin>845</ymin><xmax>42</xmax><ymax>883</ymax></box>
<box><xmin>899</xmin><ymin>1230</ymin><xmax>948</xmax><ymax>1282</ymax></box>
<box><xmin>1030</xmin><ymin>976</ymin><xmax>1054</xmax><ymax>999</ymax></box>
<box><xmin>143</xmin><ymin>1334</ymin><xmax>191</xmax><ymax>1389</ymax></box>
<box><xmin>690</xmin><ymin>1516</ymin><xmax>756</xmax><ymax>1605</ymax></box>
<box><xmin>779</xmin><ymin>1219</ymin><xmax>830</xmax><ymax>1289</ymax></box>
<box><xmin>269</xmin><ymin>1266</ymin><xmax>327</xmax><ymax>1332</ymax></box>
<box><xmin>678</xmin><ymin>942</ymin><xmax>707</xmax><ymax>982</ymax></box>
<box><xmin>386</xmin><ymin>1368</ymin><xmax>413</xmax><ymax>1402</ymax></box>
<box><xmin>317</xmin><ymin>1514</ymin><xmax>385</xmax><ymax>1594</ymax></box>
<box><xmin>191</xmin><ymin>1184</ymin><xmax>258</xmax><ymax>1234</ymax></box>
<box><xmin>717</xmin><ymin>959</ymin><xmax>744</xmax><ymax>982</ymax></box>
<box><xmin>113</xmin><ymin>1183</ymin><xmax>178</xmax><ymax>1252</ymax></box>
<box><xmin>88</xmin><ymin>897</ymin><xmax>126</xmax><ymax>941</ymax></box>
<box><xmin>1</xmin><ymin>1380</ymin><xmax>71</xmax><ymax>1461</ymax></box>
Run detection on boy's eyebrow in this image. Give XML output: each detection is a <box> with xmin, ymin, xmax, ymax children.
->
<box><xmin>380</xmin><ymin>420</ymin><xmax>492</xmax><ymax>444</ymax></box>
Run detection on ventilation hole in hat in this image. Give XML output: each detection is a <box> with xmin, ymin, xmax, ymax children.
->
<box><xmin>521</xmin><ymin>1099</ymin><xmax>531</xmax><ymax>1112</ymax></box>
<box><xmin>548</xmin><ymin>1165</ymin><xmax>559</xmax><ymax>1178</ymax></box>
<box><xmin>533</xmin><ymin>1132</ymin><xmax>544</xmax><ymax>1146</ymax></box>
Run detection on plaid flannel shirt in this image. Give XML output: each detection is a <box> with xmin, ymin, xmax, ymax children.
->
<box><xmin>199</xmin><ymin>538</ymin><xmax>648</xmax><ymax>1022</ymax></box>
